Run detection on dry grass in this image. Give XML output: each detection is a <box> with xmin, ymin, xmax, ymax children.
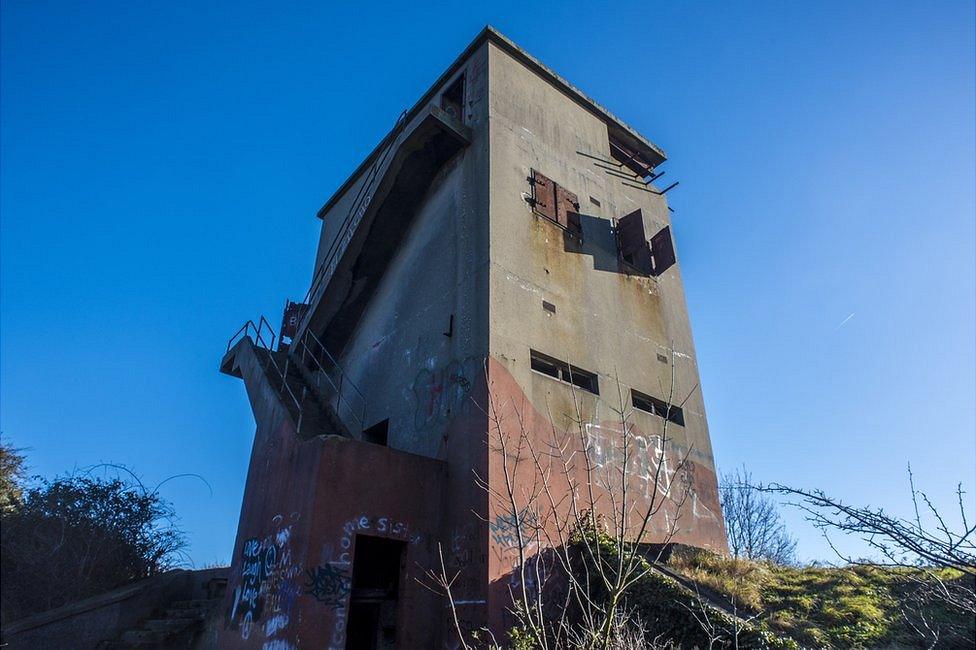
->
<box><xmin>665</xmin><ymin>546</ymin><xmax>973</xmax><ymax>648</ymax></box>
<box><xmin>667</xmin><ymin>546</ymin><xmax>770</xmax><ymax>612</ymax></box>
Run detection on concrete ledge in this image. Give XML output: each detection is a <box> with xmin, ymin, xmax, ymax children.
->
<box><xmin>2</xmin><ymin>567</ymin><xmax>228</xmax><ymax>650</ymax></box>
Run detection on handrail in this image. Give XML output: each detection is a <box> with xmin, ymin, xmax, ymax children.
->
<box><xmin>298</xmin><ymin>109</ymin><xmax>409</xmax><ymax>332</ymax></box>
<box><xmin>227</xmin><ymin>316</ymin><xmax>277</xmax><ymax>353</ymax></box>
<box><xmin>296</xmin><ymin>328</ymin><xmax>367</xmax><ymax>433</ymax></box>
<box><xmin>226</xmin><ymin>317</ymin><xmax>303</xmax><ymax>433</ymax></box>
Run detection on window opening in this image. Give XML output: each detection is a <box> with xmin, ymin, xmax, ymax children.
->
<box><xmin>632</xmin><ymin>389</ymin><xmax>684</xmax><ymax>426</ymax></box>
<box><xmin>609</xmin><ymin>134</ymin><xmax>657</xmax><ymax>179</ymax></box>
<box><xmin>530</xmin><ymin>350</ymin><xmax>599</xmax><ymax>395</ymax></box>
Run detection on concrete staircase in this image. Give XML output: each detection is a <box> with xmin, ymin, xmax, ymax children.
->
<box><xmin>101</xmin><ymin>597</ymin><xmax>220</xmax><ymax>649</ymax></box>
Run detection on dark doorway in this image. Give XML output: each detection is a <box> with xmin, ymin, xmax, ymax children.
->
<box><xmin>362</xmin><ymin>419</ymin><xmax>389</xmax><ymax>446</ymax></box>
<box><xmin>345</xmin><ymin>535</ymin><xmax>405</xmax><ymax>650</ymax></box>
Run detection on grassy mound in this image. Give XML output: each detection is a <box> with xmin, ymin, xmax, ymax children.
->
<box><xmin>666</xmin><ymin>546</ymin><xmax>974</xmax><ymax>648</ymax></box>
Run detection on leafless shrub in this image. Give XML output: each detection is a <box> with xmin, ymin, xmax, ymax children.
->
<box><xmin>760</xmin><ymin>467</ymin><xmax>975</xmax><ymax>645</ymax></box>
<box><xmin>720</xmin><ymin>467</ymin><xmax>796</xmax><ymax>565</ymax></box>
<box><xmin>424</xmin><ymin>352</ymin><xmax>707</xmax><ymax>649</ymax></box>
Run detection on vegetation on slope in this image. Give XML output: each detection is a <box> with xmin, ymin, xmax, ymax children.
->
<box><xmin>666</xmin><ymin>545</ymin><xmax>975</xmax><ymax>648</ymax></box>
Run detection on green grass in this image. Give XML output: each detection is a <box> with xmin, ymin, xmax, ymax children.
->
<box><xmin>667</xmin><ymin>546</ymin><xmax>974</xmax><ymax>648</ymax></box>
<box><xmin>505</xmin><ymin>532</ymin><xmax>972</xmax><ymax>648</ymax></box>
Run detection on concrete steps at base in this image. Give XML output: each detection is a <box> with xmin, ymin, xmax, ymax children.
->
<box><xmin>143</xmin><ymin>617</ymin><xmax>196</xmax><ymax>632</ymax></box>
<box><xmin>162</xmin><ymin>607</ymin><xmax>209</xmax><ymax>621</ymax></box>
<box><xmin>121</xmin><ymin>629</ymin><xmax>168</xmax><ymax>645</ymax></box>
<box><xmin>108</xmin><ymin>597</ymin><xmax>221</xmax><ymax>648</ymax></box>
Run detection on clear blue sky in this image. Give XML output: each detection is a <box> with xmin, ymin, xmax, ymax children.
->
<box><xmin>2</xmin><ymin>1</ymin><xmax>973</xmax><ymax>565</ymax></box>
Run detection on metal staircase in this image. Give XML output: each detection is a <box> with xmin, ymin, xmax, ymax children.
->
<box><xmin>298</xmin><ymin>109</ymin><xmax>408</xmax><ymax>334</ymax></box>
<box><xmin>224</xmin><ymin>317</ymin><xmax>366</xmax><ymax>439</ymax></box>
<box><xmin>223</xmin><ymin>109</ymin><xmax>444</xmax><ymax>440</ymax></box>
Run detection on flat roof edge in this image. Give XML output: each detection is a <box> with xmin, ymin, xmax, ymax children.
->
<box><xmin>316</xmin><ymin>25</ymin><xmax>666</xmax><ymax>220</ymax></box>
<box><xmin>482</xmin><ymin>26</ymin><xmax>667</xmax><ymax>164</ymax></box>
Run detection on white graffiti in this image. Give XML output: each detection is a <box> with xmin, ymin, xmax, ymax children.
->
<box><xmin>262</xmin><ymin>641</ymin><xmax>296</xmax><ymax>650</ymax></box>
<box><xmin>233</xmin><ymin>514</ymin><xmax>303</xmax><ymax>645</ymax></box>
<box><xmin>584</xmin><ymin>423</ymin><xmax>718</xmax><ymax>525</ymax></box>
<box><xmin>324</xmin><ymin>514</ymin><xmax>422</xmax><ymax>650</ymax></box>
<box><xmin>264</xmin><ymin>614</ymin><xmax>289</xmax><ymax>637</ymax></box>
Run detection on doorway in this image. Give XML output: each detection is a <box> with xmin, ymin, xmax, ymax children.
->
<box><xmin>345</xmin><ymin>535</ymin><xmax>405</xmax><ymax>649</ymax></box>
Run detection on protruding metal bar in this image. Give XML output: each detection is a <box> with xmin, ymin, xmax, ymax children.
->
<box><xmin>655</xmin><ymin>181</ymin><xmax>679</xmax><ymax>195</ymax></box>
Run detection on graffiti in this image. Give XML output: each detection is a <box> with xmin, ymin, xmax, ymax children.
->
<box><xmin>412</xmin><ymin>357</ymin><xmax>481</xmax><ymax>430</ymax></box>
<box><xmin>262</xmin><ymin>641</ymin><xmax>296</xmax><ymax>650</ymax></box>
<box><xmin>585</xmin><ymin>423</ymin><xmax>718</xmax><ymax>528</ymax></box>
<box><xmin>305</xmin><ymin>564</ymin><xmax>351</xmax><ymax>610</ymax></box>
<box><xmin>235</xmin><ymin>536</ymin><xmax>264</xmax><ymax>638</ymax></box>
<box><xmin>330</xmin><ymin>514</ymin><xmax>420</xmax><ymax>565</ymax></box>
<box><xmin>489</xmin><ymin>508</ymin><xmax>539</xmax><ymax>548</ymax></box>
<box><xmin>451</xmin><ymin>527</ymin><xmax>473</xmax><ymax>568</ymax></box>
<box><xmin>228</xmin><ymin>516</ymin><xmax>303</xmax><ymax>645</ymax></box>
<box><xmin>264</xmin><ymin>614</ymin><xmax>289</xmax><ymax>636</ymax></box>
<box><xmin>322</xmin><ymin>514</ymin><xmax>422</xmax><ymax>650</ymax></box>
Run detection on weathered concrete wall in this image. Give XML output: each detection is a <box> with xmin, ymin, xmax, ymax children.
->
<box><xmin>220</xmin><ymin>27</ymin><xmax>727</xmax><ymax>648</ymax></box>
<box><xmin>218</xmin><ymin>337</ymin><xmax>493</xmax><ymax>649</ymax></box>
<box><xmin>315</xmin><ymin>44</ymin><xmax>491</xmax><ymax>459</ymax></box>
<box><xmin>484</xmin><ymin>39</ymin><xmax>726</xmax><ymax>588</ymax></box>
<box><xmin>218</xmin><ymin>344</ymin><xmax>454</xmax><ymax>649</ymax></box>
<box><xmin>321</xmin><ymin>45</ymin><xmax>494</xmax><ymax>642</ymax></box>
<box><xmin>2</xmin><ymin>568</ymin><xmax>226</xmax><ymax>650</ymax></box>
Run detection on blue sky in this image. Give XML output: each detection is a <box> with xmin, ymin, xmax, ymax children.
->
<box><xmin>2</xmin><ymin>1</ymin><xmax>973</xmax><ymax>565</ymax></box>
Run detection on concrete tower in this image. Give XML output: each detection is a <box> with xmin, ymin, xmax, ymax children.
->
<box><xmin>218</xmin><ymin>26</ymin><xmax>726</xmax><ymax>650</ymax></box>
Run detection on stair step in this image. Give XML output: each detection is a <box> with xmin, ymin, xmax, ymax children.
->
<box><xmin>164</xmin><ymin>607</ymin><xmax>209</xmax><ymax>620</ymax></box>
<box><xmin>122</xmin><ymin>629</ymin><xmax>167</xmax><ymax>644</ymax></box>
<box><xmin>144</xmin><ymin>617</ymin><xmax>196</xmax><ymax>632</ymax></box>
<box><xmin>170</xmin><ymin>598</ymin><xmax>216</xmax><ymax>609</ymax></box>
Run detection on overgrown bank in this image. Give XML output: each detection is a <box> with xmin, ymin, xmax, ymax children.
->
<box><xmin>651</xmin><ymin>545</ymin><xmax>974</xmax><ymax>648</ymax></box>
<box><xmin>502</xmin><ymin>540</ymin><xmax>974</xmax><ymax>649</ymax></box>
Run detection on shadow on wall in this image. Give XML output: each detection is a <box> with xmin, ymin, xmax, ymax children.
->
<box><xmin>560</xmin><ymin>211</ymin><xmax>675</xmax><ymax>279</ymax></box>
<box><xmin>561</xmin><ymin>212</ymin><xmax>623</xmax><ymax>275</ymax></box>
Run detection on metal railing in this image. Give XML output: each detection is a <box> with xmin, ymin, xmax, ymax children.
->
<box><xmin>298</xmin><ymin>110</ymin><xmax>409</xmax><ymax>335</ymax></box>
<box><xmin>227</xmin><ymin>316</ymin><xmax>306</xmax><ymax>433</ymax></box>
<box><xmin>293</xmin><ymin>328</ymin><xmax>367</xmax><ymax>434</ymax></box>
<box><xmin>227</xmin><ymin>315</ymin><xmax>277</xmax><ymax>353</ymax></box>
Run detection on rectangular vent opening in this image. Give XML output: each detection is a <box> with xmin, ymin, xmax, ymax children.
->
<box><xmin>632</xmin><ymin>389</ymin><xmax>684</xmax><ymax>426</ymax></box>
<box><xmin>530</xmin><ymin>350</ymin><xmax>599</xmax><ymax>395</ymax></box>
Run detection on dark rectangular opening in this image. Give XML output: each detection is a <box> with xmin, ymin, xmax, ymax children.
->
<box><xmin>566</xmin><ymin>364</ymin><xmax>599</xmax><ymax>394</ymax></box>
<box><xmin>530</xmin><ymin>350</ymin><xmax>599</xmax><ymax>395</ymax></box>
<box><xmin>609</xmin><ymin>134</ymin><xmax>657</xmax><ymax>179</ymax></box>
<box><xmin>616</xmin><ymin>209</ymin><xmax>654</xmax><ymax>275</ymax></box>
<box><xmin>346</xmin><ymin>535</ymin><xmax>406</xmax><ymax>650</ymax></box>
<box><xmin>530</xmin><ymin>350</ymin><xmax>563</xmax><ymax>380</ymax></box>
<box><xmin>632</xmin><ymin>389</ymin><xmax>684</xmax><ymax>426</ymax></box>
<box><xmin>441</xmin><ymin>74</ymin><xmax>465</xmax><ymax>123</ymax></box>
<box><xmin>363</xmin><ymin>419</ymin><xmax>389</xmax><ymax>446</ymax></box>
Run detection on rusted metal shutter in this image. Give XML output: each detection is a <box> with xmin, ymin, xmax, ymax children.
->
<box><xmin>555</xmin><ymin>184</ymin><xmax>582</xmax><ymax>235</ymax></box>
<box><xmin>530</xmin><ymin>169</ymin><xmax>557</xmax><ymax>221</ymax></box>
<box><xmin>616</xmin><ymin>209</ymin><xmax>653</xmax><ymax>274</ymax></box>
<box><xmin>280</xmin><ymin>301</ymin><xmax>308</xmax><ymax>341</ymax></box>
<box><xmin>650</xmin><ymin>226</ymin><xmax>676</xmax><ymax>276</ymax></box>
